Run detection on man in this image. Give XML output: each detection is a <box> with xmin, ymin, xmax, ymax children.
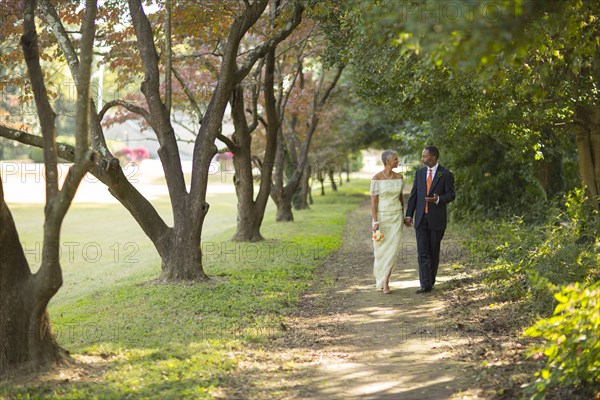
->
<box><xmin>404</xmin><ymin>146</ymin><xmax>455</xmax><ymax>294</ymax></box>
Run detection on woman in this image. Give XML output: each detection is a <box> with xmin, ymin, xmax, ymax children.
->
<box><xmin>370</xmin><ymin>150</ymin><xmax>404</xmax><ymax>294</ymax></box>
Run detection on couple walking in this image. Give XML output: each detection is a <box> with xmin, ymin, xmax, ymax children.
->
<box><xmin>370</xmin><ymin>146</ymin><xmax>455</xmax><ymax>294</ymax></box>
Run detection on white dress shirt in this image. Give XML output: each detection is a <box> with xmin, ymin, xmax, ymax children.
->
<box><xmin>427</xmin><ymin>164</ymin><xmax>440</xmax><ymax>204</ymax></box>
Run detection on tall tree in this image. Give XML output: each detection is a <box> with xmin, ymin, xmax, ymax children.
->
<box><xmin>0</xmin><ymin>0</ymin><xmax>96</xmax><ymax>372</ymax></box>
<box><xmin>270</xmin><ymin>56</ymin><xmax>343</xmax><ymax>221</ymax></box>
<box><xmin>342</xmin><ymin>0</ymin><xmax>597</xmax><ymax>215</ymax></box>
<box><xmin>0</xmin><ymin>0</ymin><xmax>304</xmax><ymax>280</ymax></box>
<box><xmin>221</xmin><ymin>0</ymin><xmax>309</xmax><ymax>242</ymax></box>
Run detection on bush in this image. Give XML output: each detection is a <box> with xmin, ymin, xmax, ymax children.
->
<box><xmin>463</xmin><ymin>188</ymin><xmax>599</xmax><ymax>312</ymax></box>
<box><xmin>523</xmin><ymin>281</ymin><xmax>600</xmax><ymax>400</ymax></box>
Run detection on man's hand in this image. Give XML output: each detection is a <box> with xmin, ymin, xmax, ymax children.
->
<box><xmin>404</xmin><ymin>217</ymin><xmax>412</xmax><ymax>227</ymax></box>
<box><xmin>425</xmin><ymin>194</ymin><xmax>439</xmax><ymax>203</ymax></box>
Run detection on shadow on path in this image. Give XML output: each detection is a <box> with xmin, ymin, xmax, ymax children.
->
<box><xmin>235</xmin><ymin>199</ymin><xmax>485</xmax><ymax>400</ymax></box>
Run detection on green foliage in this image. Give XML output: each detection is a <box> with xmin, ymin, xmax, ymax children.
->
<box><xmin>465</xmin><ymin>189</ymin><xmax>600</xmax><ymax>311</ymax></box>
<box><xmin>462</xmin><ymin>188</ymin><xmax>599</xmax><ymax>397</ymax></box>
<box><xmin>524</xmin><ymin>281</ymin><xmax>600</xmax><ymax>399</ymax></box>
<box><xmin>348</xmin><ymin>151</ymin><xmax>362</xmax><ymax>172</ymax></box>
<box><xmin>338</xmin><ymin>0</ymin><xmax>595</xmax><ymax>217</ymax></box>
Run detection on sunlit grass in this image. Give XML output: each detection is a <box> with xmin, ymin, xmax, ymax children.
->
<box><xmin>1</xmin><ymin>179</ymin><xmax>368</xmax><ymax>399</ymax></box>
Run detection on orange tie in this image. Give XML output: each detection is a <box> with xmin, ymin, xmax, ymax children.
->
<box><xmin>425</xmin><ymin>168</ymin><xmax>433</xmax><ymax>213</ymax></box>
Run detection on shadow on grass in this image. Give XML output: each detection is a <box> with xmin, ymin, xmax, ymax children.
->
<box><xmin>0</xmin><ymin>348</ymin><xmax>233</xmax><ymax>399</ymax></box>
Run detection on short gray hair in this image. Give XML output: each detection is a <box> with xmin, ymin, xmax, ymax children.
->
<box><xmin>381</xmin><ymin>149</ymin><xmax>397</xmax><ymax>164</ymax></box>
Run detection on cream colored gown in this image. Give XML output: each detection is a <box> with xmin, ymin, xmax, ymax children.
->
<box><xmin>370</xmin><ymin>179</ymin><xmax>404</xmax><ymax>289</ymax></box>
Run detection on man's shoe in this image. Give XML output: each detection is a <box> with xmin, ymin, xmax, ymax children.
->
<box><xmin>416</xmin><ymin>287</ymin><xmax>432</xmax><ymax>294</ymax></box>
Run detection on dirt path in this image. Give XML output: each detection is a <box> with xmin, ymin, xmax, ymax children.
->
<box><xmin>233</xmin><ymin>200</ymin><xmax>485</xmax><ymax>400</ymax></box>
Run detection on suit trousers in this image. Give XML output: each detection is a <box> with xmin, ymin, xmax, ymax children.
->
<box><xmin>415</xmin><ymin>214</ymin><xmax>445</xmax><ymax>289</ymax></box>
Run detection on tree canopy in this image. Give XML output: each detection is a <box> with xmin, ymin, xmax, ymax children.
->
<box><xmin>335</xmin><ymin>0</ymin><xmax>599</xmax><ymax>217</ymax></box>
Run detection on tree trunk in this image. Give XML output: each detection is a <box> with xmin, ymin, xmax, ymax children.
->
<box><xmin>273</xmin><ymin>66</ymin><xmax>344</xmax><ymax>217</ymax></box>
<box><xmin>271</xmin><ymin>128</ymin><xmax>295</xmax><ymax>222</ymax></box>
<box><xmin>0</xmin><ymin>192</ymin><xmax>65</xmax><ymax>373</ymax></box>
<box><xmin>231</xmin><ymin>136</ymin><xmax>264</xmax><ymax>242</ymax></box>
<box><xmin>232</xmin><ymin>209</ymin><xmax>264</xmax><ymax>242</ymax></box>
<box><xmin>317</xmin><ymin>168</ymin><xmax>325</xmax><ymax>196</ymax></box>
<box><xmin>131</xmin><ymin>0</ymin><xmax>301</xmax><ymax>277</ymax></box>
<box><xmin>296</xmin><ymin>164</ymin><xmax>311</xmax><ymax>210</ymax></box>
<box><xmin>3</xmin><ymin>0</ymin><xmax>305</xmax><ymax>289</ymax></box>
<box><xmin>275</xmin><ymin>193</ymin><xmax>294</xmax><ymax>221</ymax></box>
<box><xmin>0</xmin><ymin>0</ymin><xmax>96</xmax><ymax>374</ymax></box>
<box><xmin>346</xmin><ymin>159</ymin><xmax>351</xmax><ymax>183</ymax></box>
<box><xmin>158</xmin><ymin>220</ymin><xmax>207</xmax><ymax>281</ymax></box>
<box><xmin>228</xmin><ymin>43</ymin><xmax>279</xmax><ymax>242</ymax></box>
<box><xmin>271</xmin><ymin>142</ymin><xmax>294</xmax><ymax>221</ymax></box>
<box><xmin>540</xmin><ymin>127</ymin><xmax>565</xmax><ymax>199</ymax></box>
<box><xmin>575</xmin><ymin>105</ymin><xmax>600</xmax><ymax>211</ymax></box>
<box><xmin>329</xmin><ymin>168</ymin><xmax>338</xmax><ymax>192</ymax></box>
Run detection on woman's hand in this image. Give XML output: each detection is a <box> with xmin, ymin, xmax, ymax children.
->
<box><xmin>372</xmin><ymin>221</ymin><xmax>379</xmax><ymax>232</ymax></box>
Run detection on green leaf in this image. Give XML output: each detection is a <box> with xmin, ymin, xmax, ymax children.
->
<box><xmin>541</xmin><ymin>369</ymin><xmax>550</xmax><ymax>380</ymax></box>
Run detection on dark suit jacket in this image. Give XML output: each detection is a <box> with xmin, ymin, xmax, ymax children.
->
<box><xmin>405</xmin><ymin>165</ymin><xmax>455</xmax><ymax>230</ymax></box>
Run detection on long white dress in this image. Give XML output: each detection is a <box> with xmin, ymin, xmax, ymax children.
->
<box><xmin>371</xmin><ymin>179</ymin><xmax>404</xmax><ymax>289</ymax></box>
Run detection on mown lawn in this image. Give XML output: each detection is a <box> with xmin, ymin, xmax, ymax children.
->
<box><xmin>1</xmin><ymin>179</ymin><xmax>367</xmax><ymax>399</ymax></box>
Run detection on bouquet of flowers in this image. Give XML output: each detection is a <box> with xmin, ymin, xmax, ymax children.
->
<box><xmin>372</xmin><ymin>229</ymin><xmax>384</xmax><ymax>242</ymax></box>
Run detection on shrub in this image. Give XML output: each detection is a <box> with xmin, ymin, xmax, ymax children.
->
<box><xmin>523</xmin><ymin>281</ymin><xmax>600</xmax><ymax>399</ymax></box>
<box><xmin>464</xmin><ymin>188</ymin><xmax>599</xmax><ymax>311</ymax></box>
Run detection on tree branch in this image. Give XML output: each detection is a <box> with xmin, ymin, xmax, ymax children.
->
<box><xmin>0</xmin><ymin>126</ymin><xmax>170</xmax><ymax>248</ymax></box>
<box><xmin>217</xmin><ymin>132</ymin><xmax>237</xmax><ymax>151</ymax></box>
<box><xmin>247</xmin><ymin>57</ymin><xmax>264</xmax><ymax>132</ymax></box>
<box><xmin>21</xmin><ymin>0</ymin><xmax>59</xmax><ymax>201</ymax></box>
<box><xmin>128</xmin><ymin>0</ymin><xmax>187</xmax><ymax>203</ymax></box>
<box><xmin>172</xmin><ymin>67</ymin><xmax>203</xmax><ymax>123</ymax></box>
<box><xmin>39</xmin><ymin>0</ymin><xmax>79</xmax><ymax>81</ymax></box>
<box><xmin>275</xmin><ymin>25</ymin><xmax>316</xmax><ymax>58</ymax></box>
<box><xmin>128</xmin><ymin>0</ymin><xmax>163</xmax><ymax>108</ymax></box>
<box><xmin>319</xmin><ymin>65</ymin><xmax>344</xmax><ymax>107</ymax></box>
<box><xmin>189</xmin><ymin>0</ymin><xmax>269</xmax><ymax>199</ymax></box>
<box><xmin>257</xmin><ymin>115</ymin><xmax>268</xmax><ymax>129</ymax></box>
<box><xmin>235</xmin><ymin>2</ymin><xmax>304</xmax><ymax>84</ymax></box>
<box><xmin>99</xmin><ymin>100</ymin><xmax>153</xmax><ymax>128</ymax></box>
<box><xmin>173</xmin><ymin>50</ymin><xmax>220</xmax><ymax>60</ymax></box>
<box><xmin>0</xmin><ymin>125</ymin><xmax>75</xmax><ymax>161</ymax></box>
<box><xmin>48</xmin><ymin>0</ymin><xmax>97</xmax><ymax>227</ymax></box>
<box><xmin>164</xmin><ymin>0</ymin><xmax>172</xmax><ymax>113</ymax></box>
<box><xmin>278</xmin><ymin>33</ymin><xmax>311</xmax><ymax>121</ymax></box>
<box><xmin>73</xmin><ymin>0</ymin><xmax>97</xmax><ymax>160</ymax></box>
<box><xmin>39</xmin><ymin>0</ymin><xmax>111</xmax><ymax>156</ymax></box>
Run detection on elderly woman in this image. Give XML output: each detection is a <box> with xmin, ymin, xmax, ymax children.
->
<box><xmin>370</xmin><ymin>150</ymin><xmax>404</xmax><ymax>294</ymax></box>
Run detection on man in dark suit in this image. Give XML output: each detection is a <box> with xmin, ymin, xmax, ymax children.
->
<box><xmin>404</xmin><ymin>146</ymin><xmax>455</xmax><ymax>293</ymax></box>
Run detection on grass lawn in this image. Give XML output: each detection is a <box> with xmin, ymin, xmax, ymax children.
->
<box><xmin>1</xmin><ymin>179</ymin><xmax>367</xmax><ymax>399</ymax></box>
